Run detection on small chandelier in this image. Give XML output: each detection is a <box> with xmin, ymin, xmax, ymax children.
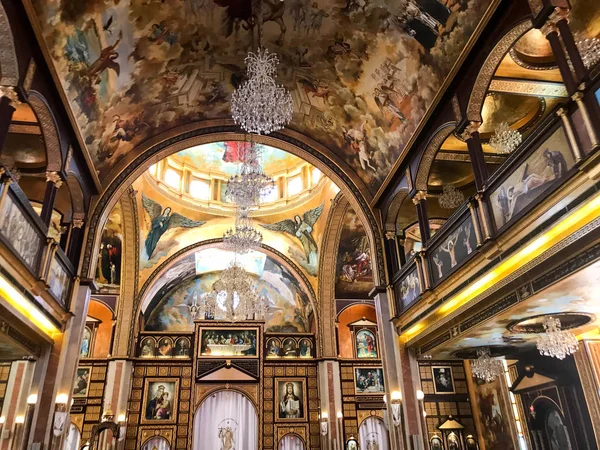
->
<box><xmin>489</xmin><ymin>122</ymin><xmax>522</xmax><ymax>154</ymax></box>
<box><xmin>223</xmin><ymin>210</ymin><xmax>263</xmax><ymax>254</ymax></box>
<box><xmin>230</xmin><ymin>48</ymin><xmax>294</xmax><ymax>135</ymax></box>
<box><xmin>575</xmin><ymin>35</ymin><xmax>600</xmax><ymax>70</ymax></box>
<box><xmin>438</xmin><ymin>184</ymin><xmax>464</xmax><ymax>209</ymax></box>
<box><xmin>536</xmin><ymin>316</ymin><xmax>579</xmax><ymax>360</ymax></box>
<box><xmin>470</xmin><ymin>347</ymin><xmax>503</xmax><ymax>383</ymax></box>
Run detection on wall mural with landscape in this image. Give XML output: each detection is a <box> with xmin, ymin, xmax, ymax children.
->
<box><xmin>30</xmin><ymin>0</ymin><xmax>498</xmax><ymax>193</ymax></box>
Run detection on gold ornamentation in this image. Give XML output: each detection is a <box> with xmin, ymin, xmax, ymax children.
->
<box><xmin>46</xmin><ymin>171</ymin><xmax>63</xmax><ymax>188</ymax></box>
<box><xmin>385</xmin><ymin>231</ymin><xmax>396</xmax><ymax>241</ymax></box>
<box><xmin>412</xmin><ymin>190</ymin><xmax>427</xmax><ymax>205</ymax></box>
<box><xmin>0</xmin><ymin>3</ymin><xmax>19</xmax><ymax>86</ymax></box>
<box><xmin>459</xmin><ymin>121</ymin><xmax>482</xmax><ymax>141</ymax></box>
<box><xmin>24</xmin><ymin>58</ymin><xmax>36</xmax><ymax>93</ymax></box>
<box><xmin>28</xmin><ymin>93</ymin><xmax>62</xmax><ymax>172</ymax></box>
<box><xmin>8</xmin><ymin>124</ymin><xmax>40</xmax><ymax>135</ymax></box>
<box><xmin>489</xmin><ymin>78</ymin><xmax>568</xmax><ymax>98</ymax></box>
<box><xmin>467</xmin><ymin>20</ymin><xmax>533</xmax><ymax>122</ymax></box>
<box><xmin>72</xmin><ymin>218</ymin><xmax>85</xmax><ymax>229</ymax></box>
<box><xmin>0</xmin><ymin>85</ymin><xmax>20</xmax><ymax>104</ymax></box>
<box><xmin>415</xmin><ymin>124</ymin><xmax>455</xmax><ymax>191</ymax></box>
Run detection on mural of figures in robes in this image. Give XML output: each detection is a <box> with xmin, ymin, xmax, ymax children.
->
<box><xmin>96</xmin><ymin>201</ymin><xmax>123</xmax><ymax>286</ymax></box>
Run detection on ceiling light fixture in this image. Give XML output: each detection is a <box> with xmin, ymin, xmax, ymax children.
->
<box><xmin>223</xmin><ymin>209</ymin><xmax>263</xmax><ymax>254</ymax></box>
<box><xmin>489</xmin><ymin>122</ymin><xmax>522</xmax><ymax>154</ymax></box>
<box><xmin>536</xmin><ymin>316</ymin><xmax>579</xmax><ymax>360</ymax></box>
<box><xmin>438</xmin><ymin>184</ymin><xmax>464</xmax><ymax>209</ymax></box>
<box><xmin>470</xmin><ymin>347</ymin><xmax>503</xmax><ymax>383</ymax></box>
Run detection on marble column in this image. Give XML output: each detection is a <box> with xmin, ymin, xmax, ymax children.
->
<box><xmin>318</xmin><ymin>360</ymin><xmax>342</xmax><ymax>450</ymax></box>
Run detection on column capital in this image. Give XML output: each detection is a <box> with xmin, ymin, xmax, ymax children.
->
<box><xmin>412</xmin><ymin>190</ymin><xmax>427</xmax><ymax>205</ymax></box>
<box><xmin>540</xmin><ymin>8</ymin><xmax>569</xmax><ymax>37</ymax></box>
<box><xmin>72</xmin><ymin>218</ymin><xmax>85</xmax><ymax>229</ymax></box>
<box><xmin>556</xmin><ymin>106</ymin><xmax>568</xmax><ymax>118</ymax></box>
<box><xmin>459</xmin><ymin>121</ymin><xmax>481</xmax><ymax>140</ymax></box>
<box><xmin>385</xmin><ymin>231</ymin><xmax>396</xmax><ymax>241</ymax></box>
<box><xmin>572</xmin><ymin>91</ymin><xmax>585</xmax><ymax>102</ymax></box>
<box><xmin>0</xmin><ymin>86</ymin><xmax>21</xmax><ymax>105</ymax></box>
<box><xmin>46</xmin><ymin>171</ymin><xmax>63</xmax><ymax>188</ymax></box>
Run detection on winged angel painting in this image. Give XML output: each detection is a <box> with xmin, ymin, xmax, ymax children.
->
<box><xmin>141</xmin><ymin>194</ymin><xmax>205</xmax><ymax>265</ymax></box>
<box><xmin>261</xmin><ymin>204</ymin><xmax>324</xmax><ymax>276</ymax></box>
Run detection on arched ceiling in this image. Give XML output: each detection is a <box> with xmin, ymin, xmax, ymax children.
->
<box><xmin>27</xmin><ymin>0</ymin><xmax>499</xmax><ymax>196</ymax></box>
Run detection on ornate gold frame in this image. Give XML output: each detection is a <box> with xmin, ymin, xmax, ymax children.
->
<box><xmin>140</xmin><ymin>377</ymin><xmax>180</xmax><ymax>425</ymax></box>
<box><xmin>197</xmin><ymin>326</ymin><xmax>259</xmax><ymax>359</ymax></box>
<box><xmin>275</xmin><ymin>377</ymin><xmax>308</xmax><ymax>423</ymax></box>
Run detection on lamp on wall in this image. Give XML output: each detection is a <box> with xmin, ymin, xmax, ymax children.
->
<box><xmin>320</xmin><ymin>412</ymin><xmax>329</xmax><ymax>436</ymax></box>
<box><xmin>390</xmin><ymin>391</ymin><xmax>402</xmax><ymax>427</ymax></box>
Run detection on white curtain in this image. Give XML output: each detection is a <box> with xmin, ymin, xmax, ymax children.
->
<box><xmin>142</xmin><ymin>437</ymin><xmax>170</xmax><ymax>450</ymax></box>
<box><xmin>193</xmin><ymin>390</ymin><xmax>258</xmax><ymax>450</ymax></box>
<box><xmin>279</xmin><ymin>434</ymin><xmax>305</xmax><ymax>450</ymax></box>
<box><xmin>62</xmin><ymin>424</ymin><xmax>80</xmax><ymax>450</ymax></box>
<box><xmin>359</xmin><ymin>417</ymin><xmax>390</xmax><ymax>450</ymax></box>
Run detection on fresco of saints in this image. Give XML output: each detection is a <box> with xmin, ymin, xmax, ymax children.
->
<box><xmin>261</xmin><ymin>204</ymin><xmax>324</xmax><ymax>275</ymax></box>
<box><xmin>142</xmin><ymin>194</ymin><xmax>206</xmax><ymax>259</ymax></box>
<box><xmin>280</xmin><ymin>383</ymin><xmax>301</xmax><ymax>419</ymax></box>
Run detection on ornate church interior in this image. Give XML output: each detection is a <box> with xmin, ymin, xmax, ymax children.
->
<box><xmin>0</xmin><ymin>0</ymin><xmax>600</xmax><ymax>449</ymax></box>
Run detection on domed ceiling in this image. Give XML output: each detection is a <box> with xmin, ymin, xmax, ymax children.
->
<box><xmin>27</xmin><ymin>0</ymin><xmax>499</xmax><ymax>195</ymax></box>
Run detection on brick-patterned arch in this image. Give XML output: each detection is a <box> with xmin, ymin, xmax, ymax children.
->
<box><xmin>0</xmin><ymin>3</ymin><xmax>19</xmax><ymax>86</ymax></box>
<box><xmin>414</xmin><ymin>123</ymin><xmax>456</xmax><ymax>192</ymax></box>
<box><xmin>28</xmin><ymin>91</ymin><xmax>63</xmax><ymax>171</ymax></box>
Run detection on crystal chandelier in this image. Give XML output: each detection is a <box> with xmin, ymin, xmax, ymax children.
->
<box><xmin>201</xmin><ymin>261</ymin><xmax>268</xmax><ymax>322</ymax></box>
<box><xmin>438</xmin><ymin>184</ymin><xmax>464</xmax><ymax>209</ymax></box>
<box><xmin>489</xmin><ymin>122</ymin><xmax>522</xmax><ymax>154</ymax></box>
<box><xmin>470</xmin><ymin>347</ymin><xmax>504</xmax><ymax>383</ymax></box>
<box><xmin>536</xmin><ymin>316</ymin><xmax>579</xmax><ymax>359</ymax></box>
<box><xmin>575</xmin><ymin>36</ymin><xmax>600</xmax><ymax>70</ymax></box>
<box><xmin>223</xmin><ymin>209</ymin><xmax>263</xmax><ymax>254</ymax></box>
<box><xmin>230</xmin><ymin>48</ymin><xmax>294</xmax><ymax>135</ymax></box>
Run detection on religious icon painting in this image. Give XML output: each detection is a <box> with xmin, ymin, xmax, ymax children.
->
<box><xmin>157</xmin><ymin>337</ymin><xmax>173</xmax><ymax>357</ymax></box>
<box><xmin>275</xmin><ymin>378</ymin><xmax>307</xmax><ymax>422</ymax></box>
<box><xmin>354</xmin><ymin>367</ymin><xmax>385</xmax><ymax>394</ymax></box>
<box><xmin>282</xmin><ymin>338</ymin><xmax>298</xmax><ymax>357</ymax></box>
<box><xmin>299</xmin><ymin>338</ymin><xmax>312</xmax><ymax>358</ymax></box>
<box><xmin>355</xmin><ymin>328</ymin><xmax>378</xmax><ymax>358</ymax></box>
<box><xmin>174</xmin><ymin>337</ymin><xmax>191</xmax><ymax>358</ymax></box>
<box><xmin>266</xmin><ymin>338</ymin><xmax>281</xmax><ymax>358</ymax></box>
<box><xmin>346</xmin><ymin>436</ymin><xmax>360</xmax><ymax>450</ymax></box>
<box><xmin>432</xmin><ymin>366</ymin><xmax>455</xmax><ymax>394</ymax></box>
<box><xmin>141</xmin><ymin>378</ymin><xmax>179</xmax><ymax>424</ymax></box>
<box><xmin>430</xmin><ymin>435</ymin><xmax>443</xmax><ymax>450</ymax></box>
<box><xmin>80</xmin><ymin>326</ymin><xmax>93</xmax><ymax>358</ymax></box>
<box><xmin>139</xmin><ymin>337</ymin><xmax>156</xmax><ymax>358</ymax></box>
<box><xmin>198</xmin><ymin>327</ymin><xmax>258</xmax><ymax>358</ymax></box>
<box><xmin>72</xmin><ymin>367</ymin><xmax>91</xmax><ymax>397</ymax></box>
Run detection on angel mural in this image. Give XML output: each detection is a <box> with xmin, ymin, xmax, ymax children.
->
<box><xmin>142</xmin><ymin>194</ymin><xmax>206</xmax><ymax>261</ymax></box>
<box><xmin>261</xmin><ymin>204</ymin><xmax>324</xmax><ymax>276</ymax></box>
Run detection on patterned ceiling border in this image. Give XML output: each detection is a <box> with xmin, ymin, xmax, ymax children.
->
<box><xmin>81</xmin><ymin>125</ymin><xmax>386</xmax><ymax>287</ymax></box>
<box><xmin>418</xmin><ymin>228</ymin><xmax>600</xmax><ymax>356</ymax></box>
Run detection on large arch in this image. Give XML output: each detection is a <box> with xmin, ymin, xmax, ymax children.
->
<box><xmin>0</xmin><ymin>2</ymin><xmax>19</xmax><ymax>86</ymax></box>
<box><xmin>80</xmin><ymin>124</ymin><xmax>386</xmax><ymax>289</ymax></box>
<box><xmin>466</xmin><ymin>20</ymin><xmax>534</xmax><ymax>123</ymax></box>
<box><xmin>27</xmin><ymin>91</ymin><xmax>63</xmax><ymax>172</ymax></box>
<box><xmin>414</xmin><ymin>123</ymin><xmax>458</xmax><ymax>192</ymax></box>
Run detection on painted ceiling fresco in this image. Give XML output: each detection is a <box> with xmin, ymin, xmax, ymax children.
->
<box><xmin>174</xmin><ymin>141</ymin><xmax>305</xmax><ymax>176</ymax></box>
<box><xmin>133</xmin><ymin>167</ymin><xmax>339</xmax><ymax>287</ymax></box>
<box><xmin>430</xmin><ymin>260</ymin><xmax>600</xmax><ymax>359</ymax></box>
<box><xmin>30</xmin><ymin>0</ymin><xmax>497</xmax><ymax>193</ymax></box>
<box><xmin>144</xmin><ymin>249</ymin><xmax>314</xmax><ymax>333</ymax></box>
<box><xmin>335</xmin><ymin>206</ymin><xmax>373</xmax><ymax>299</ymax></box>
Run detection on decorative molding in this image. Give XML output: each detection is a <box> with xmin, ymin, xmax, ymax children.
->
<box><xmin>412</xmin><ymin>191</ymin><xmax>427</xmax><ymax>205</ymax></box>
<box><xmin>384</xmin><ymin>187</ymin><xmax>409</xmax><ymax>232</ymax></box>
<box><xmin>508</xmin><ymin>48</ymin><xmax>558</xmax><ymax>71</ymax></box>
<box><xmin>574</xmin><ymin>342</ymin><xmax>600</xmax><ymax>448</ymax></box>
<box><xmin>527</xmin><ymin>0</ymin><xmax>544</xmax><ymax>16</ymax></box>
<box><xmin>435</xmin><ymin>151</ymin><xmax>507</xmax><ymax>165</ymax></box>
<box><xmin>8</xmin><ymin>123</ymin><xmax>41</xmax><ymax>135</ymax></box>
<box><xmin>28</xmin><ymin>92</ymin><xmax>63</xmax><ymax>172</ymax></box>
<box><xmin>415</xmin><ymin>124</ymin><xmax>456</xmax><ymax>191</ymax></box>
<box><xmin>451</xmin><ymin>95</ymin><xmax>463</xmax><ymax>123</ymax></box>
<box><xmin>0</xmin><ymin>3</ymin><xmax>19</xmax><ymax>86</ymax></box>
<box><xmin>459</xmin><ymin>121</ymin><xmax>481</xmax><ymax>141</ymax></box>
<box><xmin>23</xmin><ymin>58</ymin><xmax>36</xmax><ymax>93</ymax></box>
<box><xmin>489</xmin><ymin>78</ymin><xmax>568</xmax><ymax>98</ymax></box>
<box><xmin>45</xmin><ymin>171</ymin><xmax>63</xmax><ymax>188</ymax></box>
<box><xmin>467</xmin><ymin>20</ymin><xmax>534</xmax><ymax>122</ymax></box>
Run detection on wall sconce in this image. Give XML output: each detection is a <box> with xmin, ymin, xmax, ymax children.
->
<box><xmin>390</xmin><ymin>391</ymin><xmax>402</xmax><ymax>427</ymax></box>
<box><xmin>416</xmin><ymin>390</ymin><xmax>424</xmax><ymax>401</ymax></box>
<box><xmin>320</xmin><ymin>412</ymin><xmax>329</xmax><ymax>436</ymax></box>
<box><xmin>55</xmin><ymin>393</ymin><xmax>69</xmax><ymax>405</ymax></box>
<box><xmin>117</xmin><ymin>414</ymin><xmax>126</xmax><ymax>423</ymax></box>
<box><xmin>26</xmin><ymin>395</ymin><xmax>37</xmax><ymax>405</ymax></box>
<box><xmin>14</xmin><ymin>416</ymin><xmax>24</xmax><ymax>425</ymax></box>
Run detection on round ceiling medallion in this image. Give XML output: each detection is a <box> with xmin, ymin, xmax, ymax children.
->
<box><xmin>508</xmin><ymin>312</ymin><xmax>595</xmax><ymax>334</ymax></box>
<box><xmin>452</xmin><ymin>345</ymin><xmax>515</xmax><ymax>360</ymax></box>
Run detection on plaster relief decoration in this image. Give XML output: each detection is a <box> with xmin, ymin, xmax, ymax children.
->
<box><xmin>96</xmin><ymin>200</ymin><xmax>123</xmax><ymax>287</ymax></box>
<box><xmin>335</xmin><ymin>207</ymin><xmax>373</xmax><ymax>299</ymax></box>
<box><xmin>261</xmin><ymin>204</ymin><xmax>324</xmax><ymax>276</ymax></box>
<box><xmin>30</xmin><ymin>0</ymin><xmax>498</xmax><ymax>193</ymax></box>
<box><xmin>144</xmin><ymin>248</ymin><xmax>314</xmax><ymax>333</ymax></box>
<box><xmin>431</xmin><ymin>214</ymin><xmax>477</xmax><ymax>282</ymax></box>
<box><xmin>489</xmin><ymin>127</ymin><xmax>574</xmax><ymax>231</ymax></box>
<box><xmin>471</xmin><ymin>375</ymin><xmax>518</xmax><ymax>450</ymax></box>
<box><xmin>0</xmin><ymin>194</ymin><xmax>42</xmax><ymax>272</ymax></box>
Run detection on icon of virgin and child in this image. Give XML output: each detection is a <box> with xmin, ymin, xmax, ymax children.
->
<box><xmin>145</xmin><ymin>384</ymin><xmax>172</xmax><ymax>420</ymax></box>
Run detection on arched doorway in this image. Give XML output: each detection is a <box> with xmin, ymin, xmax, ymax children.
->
<box><xmin>278</xmin><ymin>434</ymin><xmax>305</xmax><ymax>450</ymax></box>
<box><xmin>141</xmin><ymin>436</ymin><xmax>170</xmax><ymax>450</ymax></box>
<box><xmin>529</xmin><ymin>397</ymin><xmax>573</xmax><ymax>450</ymax></box>
<box><xmin>194</xmin><ymin>390</ymin><xmax>258</xmax><ymax>450</ymax></box>
<box><xmin>62</xmin><ymin>423</ymin><xmax>81</xmax><ymax>450</ymax></box>
<box><xmin>359</xmin><ymin>417</ymin><xmax>389</xmax><ymax>450</ymax></box>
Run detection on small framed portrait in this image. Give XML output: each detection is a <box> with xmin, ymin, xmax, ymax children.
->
<box><xmin>282</xmin><ymin>338</ymin><xmax>298</xmax><ymax>357</ymax></box>
<box><xmin>199</xmin><ymin>327</ymin><xmax>258</xmax><ymax>358</ymax></box>
<box><xmin>157</xmin><ymin>337</ymin><xmax>173</xmax><ymax>357</ymax></box>
<box><xmin>354</xmin><ymin>367</ymin><xmax>385</xmax><ymax>394</ymax></box>
<box><xmin>142</xmin><ymin>378</ymin><xmax>179</xmax><ymax>424</ymax></box>
<box><xmin>432</xmin><ymin>366</ymin><xmax>455</xmax><ymax>394</ymax></box>
<box><xmin>275</xmin><ymin>378</ymin><xmax>306</xmax><ymax>422</ymax></box>
<box><xmin>72</xmin><ymin>367</ymin><xmax>91</xmax><ymax>397</ymax></box>
<box><xmin>139</xmin><ymin>337</ymin><xmax>156</xmax><ymax>358</ymax></box>
<box><xmin>174</xmin><ymin>337</ymin><xmax>191</xmax><ymax>358</ymax></box>
<box><xmin>346</xmin><ymin>436</ymin><xmax>360</xmax><ymax>450</ymax></box>
<box><xmin>79</xmin><ymin>326</ymin><xmax>94</xmax><ymax>358</ymax></box>
<box><xmin>355</xmin><ymin>328</ymin><xmax>378</xmax><ymax>358</ymax></box>
<box><xmin>266</xmin><ymin>338</ymin><xmax>281</xmax><ymax>357</ymax></box>
<box><xmin>430</xmin><ymin>435</ymin><xmax>443</xmax><ymax>450</ymax></box>
<box><xmin>299</xmin><ymin>338</ymin><xmax>312</xmax><ymax>358</ymax></box>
